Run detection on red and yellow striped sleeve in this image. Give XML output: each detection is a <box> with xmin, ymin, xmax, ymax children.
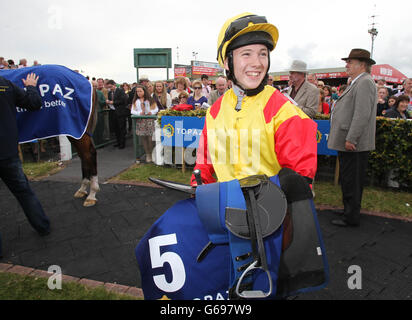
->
<box><xmin>264</xmin><ymin>91</ymin><xmax>318</xmax><ymax>180</ymax></box>
<box><xmin>190</xmin><ymin>124</ymin><xmax>216</xmax><ymax>186</ymax></box>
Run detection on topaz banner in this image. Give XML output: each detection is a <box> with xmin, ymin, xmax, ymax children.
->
<box><xmin>160</xmin><ymin>116</ymin><xmax>336</xmax><ymax>156</ymax></box>
<box><xmin>0</xmin><ymin>65</ymin><xmax>92</xmax><ymax>143</ymax></box>
<box><xmin>161</xmin><ymin>116</ymin><xmax>205</xmax><ymax>148</ymax></box>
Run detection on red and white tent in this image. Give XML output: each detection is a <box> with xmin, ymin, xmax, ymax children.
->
<box><xmin>274</xmin><ymin>64</ymin><xmax>408</xmax><ymax>84</ymax></box>
<box><xmin>371</xmin><ymin>64</ymin><xmax>408</xmax><ymax>84</ymax></box>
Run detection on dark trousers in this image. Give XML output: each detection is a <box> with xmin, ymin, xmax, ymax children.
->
<box><xmin>338</xmin><ymin>151</ymin><xmax>369</xmax><ymax>225</ymax></box>
<box><xmin>0</xmin><ymin>155</ymin><xmax>50</xmax><ymax>255</ymax></box>
<box><xmin>109</xmin><ymin>109</ymin><xmax>117</xmax><ymax>137</ymax></box>
<box><xmin>114</xmin><ymin>111</ymin><xmax>127</xmax><ymax>147</ymax></box>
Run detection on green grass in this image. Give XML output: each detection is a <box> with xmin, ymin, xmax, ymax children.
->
<box><xmin>22</xmin><ymin>161</ymin><xmax>63</xmax><ymax>180</ymax></box>
<box><xmin>116</xmin><ymin>163</ymin><xmax>193</xmax><ymax>184</ymax></box>
<box><xmin>314</xmin><ymin>180</ymin><xmax>412</xmax><ymax>217</ymax></box>
<box><xmin>0</xmin><ymin>272</ymin><xmax>138</xmax><ymax>300</ymax></box>
<box><xmin>24</xmin><ymin>161</ymin><xmax>411</xmax><ymax>216</ymax></box>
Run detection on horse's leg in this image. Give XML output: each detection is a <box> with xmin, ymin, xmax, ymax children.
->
<box><xmin>83</xmin><ymin>137</ymin><xmax>99</xmax><ymax>207</ymax></box>
<box><xmin>84</xmin><ymin>175</ymin><xmax>99</xmax><ymax>207</ymax></box>
<box><xmin>74</xmin><ymin>178</ymin><xmax>90</xmax><ymax>198</ymax></box>
<box><xmin>68</xmin><ymin>137</ymin><xmax>90</xmax><ymax>199</ymax></box>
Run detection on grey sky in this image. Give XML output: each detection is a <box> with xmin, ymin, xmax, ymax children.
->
<box><xmin>2</xmin><ymin>0</ymin><xmax>411</xmax><ymax>83</ymax></box>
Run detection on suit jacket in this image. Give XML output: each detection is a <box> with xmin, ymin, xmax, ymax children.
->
<box><xmin>287</xmin><ymin>81</ymin><xmax>319</xmax><ymax>118</ymax></box>
<box><xmin>113</xmin><ymin>87</ymin><xmax>129</xmax><ymax>116</ymax></box>
<box><xmin>328</xmin><ymin>73</ymin><xmax>377</xmax><ymax>152</ymax></box>
<box><xmin>208</xmin><ymin>89</ymin><xmax>226</xmax><ymax>106</ymax></box>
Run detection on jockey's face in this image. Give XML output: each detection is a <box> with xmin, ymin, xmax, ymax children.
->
<box><xmin>225</xmin><ymin>43</ymin><xmax>269</xmax><ymax>90</ymax></box>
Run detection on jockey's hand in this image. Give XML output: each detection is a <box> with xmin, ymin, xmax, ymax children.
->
<box><xmin>22</xmin><ymin>73</ymin><xmax>39</xmax><ymax>87</ymax></box>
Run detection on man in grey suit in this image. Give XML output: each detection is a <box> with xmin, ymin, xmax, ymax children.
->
<box><xmin>328</xmin><ymin>49</ymin><xmax>377</xmax><ymax>227</ymax></box>
<box><xmin>287</xmin><ymin>60</ymin><xmax>319</xmax><ymax>118</ymax></box>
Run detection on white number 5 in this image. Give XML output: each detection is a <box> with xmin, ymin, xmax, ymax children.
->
<box><xmin>148</xmin><ymin>234</ymin><xmax>186</xmax><ymax>292</ymax></box>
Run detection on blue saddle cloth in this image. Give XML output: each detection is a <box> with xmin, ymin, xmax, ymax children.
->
<box><xmin>135</xmin><ymin>176</ymin><xmax>328</xmax><ymax>300</ymax></box>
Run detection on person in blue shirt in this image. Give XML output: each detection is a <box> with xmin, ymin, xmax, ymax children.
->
<box><xmin>0</xmin><ymin>72</ymin><xmax>51</xmax><ymax>258</ymax></box>
<box><xmin>187</xmin><ymin>79</ymin><xmax>208</xmax><ymax>109</ymax></box>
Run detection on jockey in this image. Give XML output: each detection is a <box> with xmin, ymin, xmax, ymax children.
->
<box><xmin>136</xmin><ymin>13</ymin><xmax>328</xmax><ymax>300</ymax></box>
<box><xmin>191</xmin><ymin>13</ymin><xmax>317</xmax><ymax>186</ymax></box>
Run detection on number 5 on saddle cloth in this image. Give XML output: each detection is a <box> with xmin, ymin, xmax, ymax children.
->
<box><xmin>135</xmin><ymin>168</ymin><xmax>329</xmax><ymax>300</ymax></box>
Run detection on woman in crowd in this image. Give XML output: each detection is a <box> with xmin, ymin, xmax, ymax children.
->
<box><xmin>376</xmin><ymin>87</ymin><xmax>389</xmax><ymax>116</ymax></box>
<box><xmin>146</xmin><ymin>81</ymin><xmax>154</xmax><ymax>96</ymax></box>
<box><xmin>384</xmin><ymin>95</ymin><xmax>411</xmax><ymax>120</ymax></box>
<box><xmin>170</xmin><ymin>77</ymin><xmax>187</xmax><ymax>104</ymax></box>
<box><xmin>178</xmin><ymin>91</ymin><xmax>189</xmax><ymax>105</ymax></box>
<box><xmin>153</xmin><ymin>81</ymin><xmax>172</xmax><ymax>110</ymax></box>
<box><xmin>331</xmin><ymin>87</ymin><xmax>339</xmax><ymax>101</ymax></box>
<box><xmin>318</xmin><ymin>88</ymin><xmax>330</xmax><ymax>114</ymax></box>
<box><xmin>131</xmin><ymin>85</ymin><xmax>158</xmax><ymax>162</ymax></box>
<box><xmin>322</xmin><ymin>85</ymin><xmax>332</xmax><ymax>107</ymax></box>
<box><xmin>387</xmin><ymin>95</ymin><xmax>397</xmax><ymax>108</ymax></box>
<box><xmin>187</xmin><ymin>80</ymin><xmax>208</xmax><ymax>109</ymax></box>
<box><xmin>171</xmin><ymin>91</ymin><xmax>193</xmax><ymax>111</ymax></box>
<box><xmin>122</xmin><ymin>82</ymin><xmax>131</xmax><ymax>94</ymax></box>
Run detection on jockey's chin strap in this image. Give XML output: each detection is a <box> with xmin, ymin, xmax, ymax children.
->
<box><xmin>196</xmin><ymin>175</ymin><xmax>287</xmax><ymax>299</ymax></box>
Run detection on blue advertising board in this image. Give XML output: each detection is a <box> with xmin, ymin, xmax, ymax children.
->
<box><xmin>160</xmin><ymin>116</ymin><xmax>337</xmax><ymax>156</ymax></box>
<box><xmin>161</xmin><ymin>116</ymin><xmax>204</xmax><ymax>148</ymax></box>
<box><xmin>316</xmin><ymin>120</ymin><xmax>337</xmax><ymax>156</ymax></box>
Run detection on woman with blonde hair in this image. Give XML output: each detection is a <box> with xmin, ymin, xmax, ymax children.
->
<box><xmin>131</xmin><ymin>85</ymin><xmax>158</xmax><ymax>162</ymax></box>
<box><xmin>318</xmin><ymin>88</ymin><xmax>330</xmax><ymax>114</ymax></box>
<box><xmin>170</xmin><ymin>77</ymin><xmax>187</xmax><ymax>104</ymax></box>
<box><xmin>153</xmin><ymin>81</ymin><xmax>172</xmax><ymax>110</ymax></box>
<box><xmin>146</xmin><ymin>81</ymin><xmax>154</xmax><ymax>95</ymax></box>
<box><xmin>187</xmin><ymin>79</ymin><xmax>208</xmax><ymax>109</ymax></box>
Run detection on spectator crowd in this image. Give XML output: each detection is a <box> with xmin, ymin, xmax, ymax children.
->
<box><xmin>1</xmin><ymin>55</ymin><xmax>411</xmax><ymax>163</ymax></box>
<box><xmin>277</xmin><ymin>68</ymin><xmax>411</xmax><ymax>120</ymax></box>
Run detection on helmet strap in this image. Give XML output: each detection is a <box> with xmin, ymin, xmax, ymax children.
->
<box><xmin>226</xmin><ymin>50</ymin><xmax>271</xmax><ymax>97</ymax></box>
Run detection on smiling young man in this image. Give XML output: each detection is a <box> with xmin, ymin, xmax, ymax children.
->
<box><xmin>136</xmin><ymin>14</ymin><xmax>328</xmax><ymax>300</ymax></box>
<box><xmin>191</xmin><ymin>13</ymin><xmax>318</xmax><ymax>186</ymax></box>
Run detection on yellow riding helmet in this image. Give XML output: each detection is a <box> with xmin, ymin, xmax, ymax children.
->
<box><xmin>217</xmin><ymin>13</ymin><xmax>279</xmax><ymax>67</ymax></box>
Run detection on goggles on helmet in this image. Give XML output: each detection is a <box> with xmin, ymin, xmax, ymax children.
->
<box><xmin>217</xmin><ymin>15</ymin><xmax>269</xmax><ymax>62</ymax></box>
<box><xmin>224</xmin><ymin>15</ymin><xmax>268</xmax><ymax>42</ymax></box>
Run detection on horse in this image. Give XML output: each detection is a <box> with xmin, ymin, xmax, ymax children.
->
<box><xmin>67</xmin><ymin>88</ymin><xmax>100</xmax><ymax>207</ymax></box>
<box><xmin>2</xmin><ymin>64</ymin><xmax>100</xmax><ymax>207</ymax></box>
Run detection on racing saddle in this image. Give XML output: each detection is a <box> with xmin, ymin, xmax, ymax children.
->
<box><xmin>149</xmin><ymin>168</ymin><xmax>329</xmax><ymax>299</ymax></box>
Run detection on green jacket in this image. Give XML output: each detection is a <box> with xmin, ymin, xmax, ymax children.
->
<box><xmin>96</xmin><ymin>89</ymin><xmax>106</xmax><ymax>111</ymax></box>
